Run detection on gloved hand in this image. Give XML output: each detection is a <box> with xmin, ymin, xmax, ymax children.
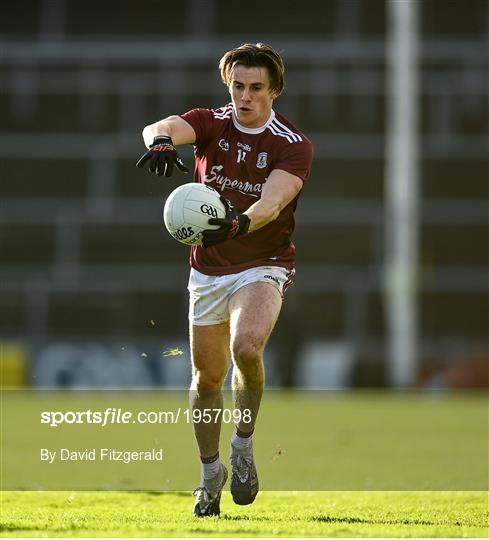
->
<box><xmin>136</xmin><ymin>136</ymin><xmax>189</xmax><ymax>177</ymax></box>
<box><xmin>202</xmin><ymin>196</ymin><xmax>250</xmax><ymax>248</ymax></box>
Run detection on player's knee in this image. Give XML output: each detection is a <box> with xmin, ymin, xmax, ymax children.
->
<box><xmin>192</xmin><ymin>366</ymin><xmax>226</xmax><ymax>391</ymax></box>
<box><xmin>232</xmin><ymin>338</ymin><xmax>262</xmax><ymax>370</ymax></box>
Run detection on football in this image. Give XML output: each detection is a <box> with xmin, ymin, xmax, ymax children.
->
<box><xmin>163</xmin><ymin>183</ymin><xmax>226</xmax><ymax>245</ymax></box>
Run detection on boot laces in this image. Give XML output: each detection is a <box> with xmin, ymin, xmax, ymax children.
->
<box><xmin>232</xmin><ymin>453</ymin><xmax>253</xmax><ymax>483</ymax></box>
<box><xmin>193</xmin><ymin>486</ymin><xmax>213</xmax><ymax>509</ymax></box>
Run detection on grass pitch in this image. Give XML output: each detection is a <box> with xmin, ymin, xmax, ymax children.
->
<box><xmin>1</xmin><ymin>490</ymin><xmax>488</xmax><ymax>537</ymax></box>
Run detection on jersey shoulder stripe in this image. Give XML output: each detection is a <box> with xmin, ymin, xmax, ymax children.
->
<box><xmin>270</xmin><ymin>119</ymin><xmax>302</xmax><ymax>142</ymax></box>
<box><xmin>213</xmin><ymin>104</ymin><xmax>233</xmax><ymax>119</ymax></box>
<box><xmin>268</xmin><ymin>121</ymin><xmax>302</xmax><ymax>144</ymax></box>
<box><xmin>273</xmin><ymin>118</ymin><xmax>303</xmax><ymax>142</ymax></box>
<box><xmin>267</xmin><ymin>123</ymin><xmax>295</xmax><ymax>143</ymax></box>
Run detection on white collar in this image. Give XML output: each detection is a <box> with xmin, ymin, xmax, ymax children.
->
<box><xmin>231</xmin><ymin>108</ymin><xmax>276</xmax><ymax>134</ymax></box>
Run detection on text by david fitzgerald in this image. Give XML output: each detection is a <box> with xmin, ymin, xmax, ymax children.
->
<box><xmin>40</xmin><ymin>448</ymin><xmax>164</xmax><ymax>464</ymax></box>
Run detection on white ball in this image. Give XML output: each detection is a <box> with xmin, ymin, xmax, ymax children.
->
<box><xmin>163</xmin><ymin>183</ymin><xmax>226</xmax><ymax>245</ymax></box>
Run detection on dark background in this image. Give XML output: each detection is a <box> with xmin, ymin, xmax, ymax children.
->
<box><xmin>1</xmin><ymin>0</ymin><xmax>487</xmax><ymax>388</ymax></box>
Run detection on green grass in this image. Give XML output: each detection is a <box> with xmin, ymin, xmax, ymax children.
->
<box><xmin>1</xmin><ymin>490</ymin><xmax>488</xmax><ymax>537</ymax></box>
<box><xmin>2</xmin><ymin>392</ymin><xmax>487</xmax><ymax>536</ymax></box>
<box><xmin>3</xmin><ymin>391</ymin><xmax>487</xmax><ymax>491</ymax></box>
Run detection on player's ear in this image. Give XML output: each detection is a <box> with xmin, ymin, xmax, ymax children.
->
<box><xmin>270</xmin><ymin>89</ymin><xmax>280</xmax><ymax>100</ymax></box>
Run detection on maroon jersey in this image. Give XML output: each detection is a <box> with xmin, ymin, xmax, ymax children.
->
<box><xmin>180</xmin><ymin>104</ymin><xmax>313</xmax><ymax>276</ymax></box>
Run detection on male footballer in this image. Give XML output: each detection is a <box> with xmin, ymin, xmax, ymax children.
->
<box><xmin>137</xmin><ymin>43</ymin><xmax>313</xmax><ymax>517</ymax></box>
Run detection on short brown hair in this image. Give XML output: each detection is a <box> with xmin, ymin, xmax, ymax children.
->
<box><xmin>219</xmin><ymin>43</ymin><xmax>285</xmax><ymax>96</ymax></box>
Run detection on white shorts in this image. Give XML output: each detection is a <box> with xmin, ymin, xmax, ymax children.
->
<box><xmin>188</xmin><ymin>266</ymin><xmax>295</xmax><ymax>326</ymax></box>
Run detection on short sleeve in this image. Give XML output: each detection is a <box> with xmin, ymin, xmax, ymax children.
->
<box><xmin>180</xmin><ymin>108</ymin><xmax>215</xmax><ymax>147</ymax></box>
<box><xmin>273</xmin><ymin>140</ymin><xmax>314</xmax><ymax>183</ymax></box>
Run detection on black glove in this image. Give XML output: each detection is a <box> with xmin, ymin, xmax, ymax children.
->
<box><xmin>136</xmin><ymin>136</ymin><xmax>189</xmax><ymax>177</ymax></box>
<box><xmin>202</xmin><ymin>196</ymin><xmax>250</xmax><ymax>248</ymax></box>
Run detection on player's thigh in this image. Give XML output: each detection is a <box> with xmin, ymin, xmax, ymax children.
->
<box><xmin>228</xmin><ymin>282</ymin><xmax>283</xmax><ymax>354</ymax></box>
<box><xmin>190</xmin><ymin>322</ymin><xmax>230</xmax><ymax>376</ymax></box>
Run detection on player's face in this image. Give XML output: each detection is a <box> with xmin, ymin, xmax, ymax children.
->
<box><xmin>229</xmin><ymin>65</ymin><xmax>277</xmax><ymax>128</ymax></box>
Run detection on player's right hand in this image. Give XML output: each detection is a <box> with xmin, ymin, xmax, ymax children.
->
<box><xmin>136</xmin><ymin>136</ymin><xmax>189</xmax><ymax>177</ymax></box>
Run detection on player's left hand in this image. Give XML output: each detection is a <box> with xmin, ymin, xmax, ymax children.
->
<box><xmin>202</xmin><ymin>196</ymin><xmax>250</xmax><ymax>248</ymax></box>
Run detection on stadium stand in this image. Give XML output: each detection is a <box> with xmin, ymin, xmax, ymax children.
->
<box><xmin>0</xmin><ymin>0</ymin><xmax>487</xmax><ymax>387</ymax></box>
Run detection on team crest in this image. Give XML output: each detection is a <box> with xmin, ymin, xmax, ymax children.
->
<box><xmin>256</xmin><ymin>152</ymin><xmax>268</xmax><ymax>169</ymax></box>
